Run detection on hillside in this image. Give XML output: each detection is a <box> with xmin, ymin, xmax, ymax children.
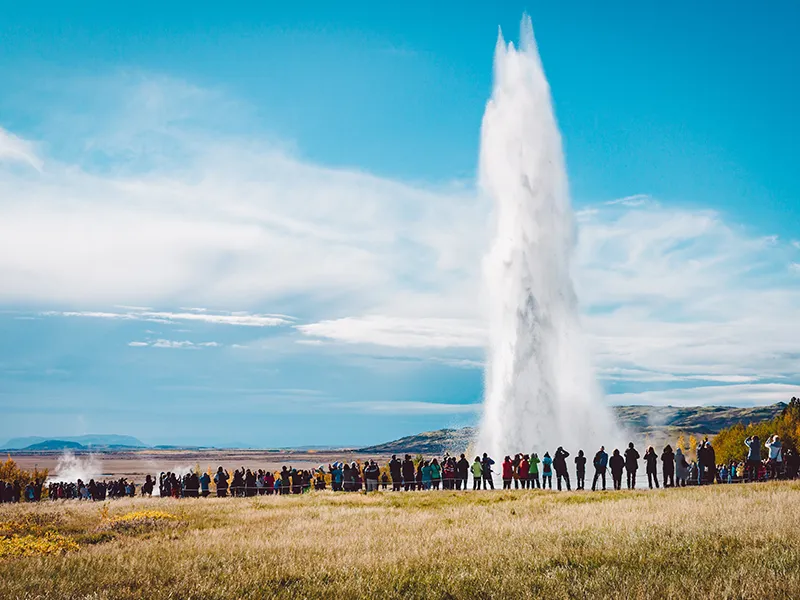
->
<box><xmin>359</xmin><ymin>403</ymin><xmax>787</xmax><ymax>454</ymax></box>
<box><xmin>22</xmin><ymin>440</ymin><xmax>85</xmax><ymax>452</ymax></box>
<box><xmin>1</xmin><ymin>434</ymin><xmax>147</xmax><ymax>451</ymax></box>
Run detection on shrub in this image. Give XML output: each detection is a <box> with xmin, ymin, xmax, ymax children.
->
<box><xmin>0</xmin><ymin>532</ymin><xmax>78</xmax><ymax>559</ymax></box>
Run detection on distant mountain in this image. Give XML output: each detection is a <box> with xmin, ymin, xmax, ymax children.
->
<box><xmin>359</xmin><ymin>403</ymin><xmax>787</xmax><ymax>455</ymax></box>
<box><xmin>23</xmin><ymin>440</ymin><xmax>85</xmax><ymax>451</ymax></box>
<box><xmin>1</xmin><ymin>434</ymin><xmax>147</xmax><ymax>450</ymax></box>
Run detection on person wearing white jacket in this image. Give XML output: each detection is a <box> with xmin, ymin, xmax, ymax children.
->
<box><xmin>765</xmin><ymin>435</ymin><xmax>783</xmax><ymax>479</ymax></box>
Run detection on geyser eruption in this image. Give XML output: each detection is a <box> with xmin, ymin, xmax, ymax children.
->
<box><xmin>477</xmin><ymin>16</ymin><xmax>620</xmax><ymax>459</ymax></box>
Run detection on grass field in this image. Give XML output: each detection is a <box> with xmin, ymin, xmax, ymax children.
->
<box><xmin>2</xmin><ymin>482</ymin><xmax>800</xmax><ymax>599</ymax></box>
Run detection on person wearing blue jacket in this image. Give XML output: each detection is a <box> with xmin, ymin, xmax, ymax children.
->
<box><xmin>591</xmin><ymin>446</ymin><xmax>608</xmax><ymax>491</ymax></box>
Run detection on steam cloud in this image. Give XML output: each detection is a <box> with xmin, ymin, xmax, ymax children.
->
<box><xmin>48</xmin><ymin>451</ymin><xmax>102</xmax><ymax>483</ymax></box>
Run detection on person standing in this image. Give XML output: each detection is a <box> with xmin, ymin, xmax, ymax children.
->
<box><xmin>529</xmin><ymin>453</ymin><xmax>541</xmax><ymax>489</ymax></box>
<box><xmin>421</xmin><ymin>461</ymin><xmax>432</xmax><ymax>490</ymax></box>
<box><xmin>553</xmin><ymin>447</ymin><xmax>571</xmax><ymax>491</ymax></box>
<box><xmin>402</xmin><ymin>455</ymin><xmax>416</xmax><ymax>491</ymax></box>
<box><xmin>471</xmin><ymin>456</ymin><xmax>483</xmax><ymax>490</ymax></box>
<box><xmin>765</xmin><ymin>435</ymin><xmax>783</xmax><ymax>479</ymax></box>
<box><xmin>695</xmin><ymin>440</ymin><xmax>705</xmax><ymax>485</ymax></box>
<box><xmin>644</xmin><ymin>447</ymin><xmax>659</xmax><ymax>489</ymax></box>
<box><xmin>674</xmin><ymin>448</ymin><xmax>689</xmax><ymax>487</ymax></box>
<box><xmin>457</xmin><ymin>454</ymin><xmax>470</xmax><ymax>490</ymax></box>
<box><xmin>502</xmin><ymin>456</ymin><xmax>514</xmax><ymax>489</ymax></box>
<box><xmin>624</xmin><ymin>443</ymin><xmax>640</xmax><ymax>489</ymax></box>
<box><xmin>364</xmin><ymin>460</ymin><xmax>380</xmax><ymax>492</ymax></box>
<box><xmin>430</xmin><ymin>459</ymin><xmax>442</xmax><ymax>490</ymax></box>
<box><xmin>745</xmin><ymin>436</ymin><xmax>761</xmax><ymax>482</ymax></box>
<box><xmin>661</xmin><ymin>445</ymin><xmax>675</xmax><ymax>488</ymax></box>
<box><xmin>214</xmin><ymin>467</ymin><xmax>229</xmax><ymax>498</ymax></box>
<box><xmin>482</xmin><ymin>453</ymin><xmax>495</xmax><ymax>490</ymax></box>
<box><xmin>609</xmin><ymin>449</ymin><xmax>625</xmax><ymax>490</ymax></box>
<box><xmin>519</xmin><ymin>455</ymin><xmax>530</xmax><ymax>489</ymax></box>
<box><xmin>705</xmin><ymin>441</ymin><xmax>717</xmax><ymax>484</ymax></box>
<box><xmin>591</xmin><ymin>446</ymin><xmax>608</xmax><ymax>491</ymax></box>
<box><xmin>541</xmin><ymin>452</ymin><xmax>553</xmax><ymax>489</ymax></box>
<box><xmin>574</xmin><ymin>450</ymin><xmax>586</xmax><ymax>490</ymax></box>
<box><xmin>389</xmin><ymin>455</ymin><xmax>402</xmax><ymax>491</ymax></box>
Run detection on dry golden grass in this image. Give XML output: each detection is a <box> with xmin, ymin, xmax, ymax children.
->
<box><xmin>2</xmin><ymin>482</ymin><xmax>800</xmax><ymax>599</ymax></box>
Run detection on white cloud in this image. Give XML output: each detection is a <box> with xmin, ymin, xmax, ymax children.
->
<box><xmin>3</xmin><ymin>74</ymin><xmax>800</xmax><ymax>409</ymax></box>
<box><xmin>604</xmin><ymin>194</ymin><xmax>652</xmax><ymax>207</ymax></box>
<box><xmin>608</xmin><ymin>383</ymin><xmax>800</xmax><ymax>407</ymax></box>
<box><xmin>431</xmin><ymin>357</ymin><xmax>484</xmax><ymax>369</ymax></box>
<box><xmin>0</xmin><ymin>127</ymin><xmax>42</xmax><ymax>171</ymax></box>
<box><xmin>43</xmin><ymin>309</ymin><xmax>290</xmax><ymax>327</ymax></box>
<box><xmin>128</xmin><ymin>339</ymin><xmax>220</xmax><ymax>349</ymax></box>
<box><xmin>297</xmin><ymin>316</ymin><xmax>484</xmax><ymax>349</ymax></box>
<box><xmin>791</xmin><ymin>240</ymin><xmax>800</xmax><ymax>250</ymax></box>
<box><xmin>334</xmin><ymin>401</ymin><xmax>482</xmax><ymax>415</ymax></box>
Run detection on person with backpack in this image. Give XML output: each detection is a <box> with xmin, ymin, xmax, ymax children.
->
<box><xmin>541</xmin><ymin>452</ymin><xmax>553</xmax><ymax>489</ymax></box>
<box><xmin>591</xmin><ymin>446</ymin><xmax>608</xmax><ymax>491</ymax></box>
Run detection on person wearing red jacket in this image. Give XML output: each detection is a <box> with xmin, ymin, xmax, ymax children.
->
<box><xmin>502</xmin><ymin>456</ymin><xmax>514</xmax><ymax>489</ymax></box>
<box><xmin>519</xmin><ymin>455</ymin><xmax>530</xmax><ymax>489</ymax></box>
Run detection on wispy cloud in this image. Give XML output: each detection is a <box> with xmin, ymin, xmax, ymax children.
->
<box><xmin>608</xmin><ymin>383</ymin><xmax>800</xmax><ymax>407</ymax></box>
<box><xmin>43</xmin><ymin>309</ymin><xmax>291</xmax><ymax>327</ymax></box>
<box><xmin>334</xmin><ymin>401</ymin><xmax>482</xmax><ymax>415</ymax></box>
<box><xmin>297</xmin><ymin>316</ymin><xmax>484</xmax><ymax>349</ymax></box>
<box><xmin>128</xmin><ymin>339</ymin><xmax>220</xmax><ymax>349</ymax></box>
<box><xmin>604</xmin><ymin>193</ymin><xmax>652</xmax><ymax>207</ymax></box>
<box><xmin>0</xmin><ymin>127</ymin><xmax>42</xmax><ymax>171</ymax></box>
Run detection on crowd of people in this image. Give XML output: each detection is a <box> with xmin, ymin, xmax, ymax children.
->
<box><xmin>1</xmin><ymin>434</ymin><xmax>797</xmax><ymax>503</ymax></box>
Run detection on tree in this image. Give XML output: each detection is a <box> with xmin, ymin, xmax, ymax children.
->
<box><xmin>712</xmin><ymin>398</ymin><xmax>800</xmax><ymax>464</ymax></box>
<box><xmin>0</xmin><ymin>456</ymin><xmax>49</xmax><ymax>485</ymax></box>
<box><xmin>688</xmin><ymin>435</ymin><xmax>698</xmax><ymax>460</ymax></box>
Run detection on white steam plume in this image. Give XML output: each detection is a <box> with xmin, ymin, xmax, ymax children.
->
<box><xmin>477</xmin><ymin>15</ymin><xmax>622</xmax><ymax>459</ymax></box>
<box><xmin>47</xmin><ymin>451</ymin><xmax>103</xmax><ymax>483</ymax></box>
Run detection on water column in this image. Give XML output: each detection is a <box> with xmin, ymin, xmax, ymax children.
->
<box><xmin>477</xmin><ymin>16</ymin><xmax>620</xmax><ymax>459</ymax></box>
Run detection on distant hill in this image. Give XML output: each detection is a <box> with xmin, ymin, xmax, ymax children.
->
<box><xmin>1</xmin><ymin>434</ymin><xmax>147</xmax><ymax>451</ymax></box>
<box><xmin>23</xmin><ymin>440</ymin><xmax>85</xmax><ymax>451</ymax></box>
<box><xmin>359</xmin><ymin>403</ymin><xmax>787</xmax><ymax>455</ymax></box>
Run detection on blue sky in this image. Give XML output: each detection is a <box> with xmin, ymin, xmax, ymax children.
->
<box><xmin>1</xmin><ymin>1</ymin><xmax>799</xmax><ymax>447</ymax></box>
